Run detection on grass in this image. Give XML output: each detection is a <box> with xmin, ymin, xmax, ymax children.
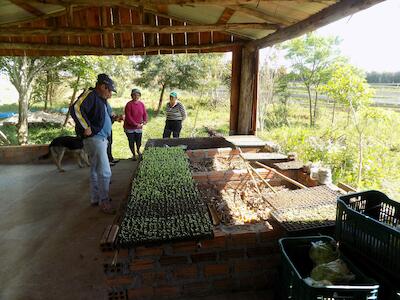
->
<box><xmin>1</xmin><ymin>88</ymin><xmax>399</xmax><ymax>199</ymax></box>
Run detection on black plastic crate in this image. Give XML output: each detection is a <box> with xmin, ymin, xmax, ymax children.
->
<box><xmin>279</xmin><ymin>236</ymin><xmax>379</xmax><ymax>300</ymax></box>
<box><xmin>336</xmin><ymin>190</ymin><xmax>400</xmax><ymax>283</ymax></box>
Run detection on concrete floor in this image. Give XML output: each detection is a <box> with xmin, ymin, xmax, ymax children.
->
<box><xmin>0</xmin><ymin>160</ymin><xmax>274</xmax><ymax>300</ymax></box>
<box><xmin>0</xmin><ymin>160</ymin><xmax>136</xmax><ymax>300</ymax></box>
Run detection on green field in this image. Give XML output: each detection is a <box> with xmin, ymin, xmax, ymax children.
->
<box><xmin>1</xmin><ymin>87</ymin><xmax>399</xmax><ymax>199</ymax></box>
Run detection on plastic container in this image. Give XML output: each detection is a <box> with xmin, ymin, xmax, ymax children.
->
<box><xmin>279</xmin><ymin>236</ymin><xmax>379</xmax><ymax>300</ymax></box>
<box><xmin>336</xmin><ymin>190</ymin><xmax>400</xmax><ymax>283</ymax></box>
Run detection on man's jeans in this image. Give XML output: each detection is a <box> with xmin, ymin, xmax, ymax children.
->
<box><xmin>83</xmin><ymin>137</ymin><xmax>111</xmax><ymax>204</ymax></box>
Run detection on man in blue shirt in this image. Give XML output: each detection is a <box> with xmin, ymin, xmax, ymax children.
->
<box><xmin>71</xmin><ymin>74</ymin><xmax>116</xmax><ymax>214</ymax></box>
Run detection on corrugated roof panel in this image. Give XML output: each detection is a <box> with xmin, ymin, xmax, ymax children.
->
<box><xmin>168</xmin><ymin>5</ymin><xmax>224</xmax><ymax>25</ymax></box>
<box><xmin>0</xmin><ymin>1</ymin><xmax>33</xmax><ymax>25</ymax></box>
<box><xmin>29</xmin><ymin>3</ymin><xmax>65</xmax><ymax>15</ymax></box>
<box><xmin>0</xmin><ymin>1</ymin><xmax>64</xmax><ymax>25</ymax></box>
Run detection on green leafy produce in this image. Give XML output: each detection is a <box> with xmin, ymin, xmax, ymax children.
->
<box><xmin>118</xmin><ymin>147</ymin><xmax>213</xmax><ymax>246</ymax></box>
<box><xmin>311</xmin><ymin>259</ymin><xmax>355</xmax><ymax>284</ymax></box>
<box><xmin>309</xmin><ymin>240</ymin><xmax>339</xmax><ymax>265</ymax></box>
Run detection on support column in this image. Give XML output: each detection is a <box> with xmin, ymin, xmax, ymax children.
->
<box><xmin>229</xmin><ymin>46</ymin><xmax>242</xmax><ymax>135</ymax></box>
<box><xmin>237</xmin><ymin>45</ymin><xmax>259</xmax><ymax>135</ymax></box>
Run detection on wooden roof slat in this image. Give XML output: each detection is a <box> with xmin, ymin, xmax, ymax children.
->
<box><xmin>112</xmin><ymin>7</ymin><xmax>122</xmax><ymax>48</ymax></box>
<box><xmin>0</xmin><ymin>23</ymin><xmax>276</xmax><ymax>37</ymax></box>
<box><xmin>0</xmin><ymin>41</ymin><xmax>240</xmax><ymax>55</ymax></box>
<box><xmin>228</xmin><ymin>5</ymin><xmax>291</xmax><ymax>26</ymax></box>
<box><xmin>87</xmin><ymin>7</ymin><xmax>102</xmax><ymax>47</ymax></box>
<box><xmin>10</xmin><ymin>0</ymin><xmax>45</xmax><ymax>17</ymax></box>
<box><xmin>217</xmin><ymin>7</ymin><xmax>236</xmax><ymax>24</ymax></box>
<box><xmin>119</xmin><ymin>7</ymin><xmax>134</xmax><ymax>48</ymax></box>
<box><xmin>27</xmin><ymin>0</ymin><xmax>334</xmax><ymax>6</ymax></box>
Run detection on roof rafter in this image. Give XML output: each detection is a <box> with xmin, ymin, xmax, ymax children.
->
<box><xmin>29</xmin><ymin>0</ymin><xmax>336</xmax><ymax>7</ymax></box>
<box><xmin>0</xmin><ymin>41</ymin><xmax>241</xmax><ymax>54</ymax></box>
<box><xmin>248</xmin><ymin>0</ymin><xmax>386</xmax><ymax>49</ymax></box>
<box><xmin>10</xmin><ymin>0</ymin><xmax>45</xmax><ymax>17</ymax></box>
<box><xmin>228</xmin><ymin>5</ymin><xmax>292</xmax><ymax>26</ymax></box>
<box><xmin>1</xmin><ymin>23</ymin><xmax>278</xmax><ymax>37</ymax></box>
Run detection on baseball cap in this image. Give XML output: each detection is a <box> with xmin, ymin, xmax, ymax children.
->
<box><xmin>97</xmin><ymin>73</ymin><xmax>117</xmax><ymax>92</ymax></box>
<box><xmin>170</xmin><ymin>91</ymin><xmax>177</xmax><ymax>98</ymax></box>
<box><xmin>131</xmin><ymin>88</ymin><xmax>141</xmax><ymax>95</ymax></box>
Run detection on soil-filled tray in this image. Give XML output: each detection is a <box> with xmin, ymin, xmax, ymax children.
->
<box><xmin>199</xmin><ymin>182</ymin><xmax>289</xmax><ymax>225</ymax></box>
<box><xmin>118</xmin><ymin>147</ymin><xmax>213</xmax><ymax>247</ymax></box>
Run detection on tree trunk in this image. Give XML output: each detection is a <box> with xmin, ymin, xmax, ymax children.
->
<box><xmin>313</xmin><ymin>90</ymin><xmax>318</xmax><ymax>125</ymax></box>
<box><xmin>331</xmin><ymin>99</ymin><xmax>336</xmax><ymax>125</ymax></box>
<box><xmin>155</xmin><ymin>84</ymin><xmax>166</xmax><ymax>116</ymax></box>
<box><xmin>44</xmin><ymin>70</ymin><xmax>50</xmax><ymax>111</ymax></box>
<box><xmin>306</xmin><ymin>85</ymin><xmax>313</xmax><ymax>127</ymax></box>
<box><xmin>63</xmin><ymin>75</ymin><xmax>80</xmax><ymax>127</ymax></box>
<box><xmin>16</xmin><ymin>57</ymin><xmax>32</xmax><ymax>145</ymax></box>
<box><xmin>49</xmin><ymin>81</ymin><xmax>54</xmax><ymax>109</ymax></box>
<box><xmin>357</xmin><ymin>131</ymin><xmax>363</xmax><ymax>186</ymax></box>
<box><xmin>18</xmin><ymin>89</ymin><xmax>29</xmax><ymax>145</ymax></box>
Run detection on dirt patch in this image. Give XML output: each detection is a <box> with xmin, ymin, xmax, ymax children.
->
<box><xmin>199</xmin><ymin>182</ymin><xmax>288</xmax><ymax>225</ymax></box>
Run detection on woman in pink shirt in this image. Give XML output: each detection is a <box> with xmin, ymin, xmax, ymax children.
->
<box><xmin>124</xmin><ymin>88</ymin><xmax>148</xmax><ymax>160</ymax></box>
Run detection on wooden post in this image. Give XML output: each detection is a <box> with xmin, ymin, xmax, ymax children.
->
<box><xmin>229</xmin><ymin>45</ymin><xmax>242</xmax><ymax>135</ymax></box>
<box><xmin>237</xmin><ymin>45</ymin><xmax>259</xmax><ymax>135</ymax></box>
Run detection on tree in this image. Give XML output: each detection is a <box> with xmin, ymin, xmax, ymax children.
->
<box><xmin>258</xmin><ymin>49</ymin><xmax>279</xmax><ymax>131</ymax></box>
<box><xmin>197</xmin><ymin>54</ymin><xmax>231</xmax><ymax>107</ymax></box>
<box><xmin>282</xmin><ymin>33</ymin><xmax>342</xmax><ymax>126</ymax></box>
<box><xmin>135</xmin><ymin>54</ymin><xmax>206</xmax><ymax>115</ymax></box>
<box><xmin>0</xmin><ymin>56</ymin><xmax>60</xmax><ymax>144</ymax></box>
<box><xmin>62</xmin><ymin>56</ymin><xmax>97</xmax><ymax>126</ymax></box>
<box><xmin>320</xmin><ymin>63</ymin><xmax>375</xmax><ymax>186</ymax></box>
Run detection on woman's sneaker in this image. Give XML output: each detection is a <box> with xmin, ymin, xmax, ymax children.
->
<box><xmin>100</xmin><ymin>201</ymin><xmax>116</xmax><ymax>215</ymax></box>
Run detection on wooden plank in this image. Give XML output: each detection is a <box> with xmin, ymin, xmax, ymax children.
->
<box><xmin>229</xmin><ymin>46</ymin><xmax>241</xmax><ymax>134</ymax></box>
<box><xmin>157</xmin><ymin>16</ymin><xmax>172</xmax><ymax>54</ymax></box>
<box><xmin>78</xmin><ymin>9</ymin><xmax>89</xmax><ymax>45</ymax></box>
<box><xmin>112</xmin><ymin>7</ymin><xmax>122</xmax><ymax>49</ymax></box>
<box><xmin>228</xmin><ymin>5</ymin><xmax>289</xmax><ymax>26</ymax></box>
<box><xmin>119</xmin><ymin>7</ymin><xmax>133</xmax><ymax>48</ymax></box>
<box><xmin>87</xmin><ymin>7</ymin><xmax>101</xmax><ymax>46</ymax></box>
<box><xmin>143</xmin><ymin>12</ymin><xmax>156</xmax><ymax>47</ymax></box>
<box><xmin>241</xmin><ymin>152</ymin><xmax>288</xmax><ymax>161</ymax></box>
<box><xmin>225</xmin><ymin>134</ymin><xmax>266</xmax><ymax>146</ymax></box>
<box><xmin>0</xmin><ymin>41</ymin><xmax>240</xmax><ymax>54</ymax></box>
<box><xmin>100</xmin><ymin>224</ymin><xmax>112</xmax><ymax>247</ymax></box>
<box><xmin>172</xmin><ymin>19</ymin><xmax>185</xmax><ymax>48</ymax></box>
<box><xmin>337</xmin><ymin>182</ymin><xmax>357</xmax><ymax>193</ymax></box>
<box><xmin>254</xmin><ymin>161</ymin><xmax>307</xmax><ymax>189</ymax></box>
<box><xmin>10</xmin><ymin>0</ymin><xmax>44</xmax><ymax>17</ymax></box>
<box><xmin>106</xmin><ymin>224</ymin><xmax>119</xmax><ymax>245</ymax></box>
<box><xmin>250</xmin><ymin>0</ymin><xmax>386</xmax><ymax>49</ymax></box>
<box><xmin>237</xmin><ymin>45</ymin><xmax>258</xmax><ymax>134</ymax></box>
<box><xmin>250</xmin><ymin>48</ymin><xmax>258</xmax><ymax>134</ymax></box>
<box><xmin>131</xmin><ymin>9</ymin><xmax>144</xmax><ymax>48</ymax></box>
<box><xmin>217</xmin><ymin>7</ymin><xmax>236</xmax><ymax>24</ymax></box>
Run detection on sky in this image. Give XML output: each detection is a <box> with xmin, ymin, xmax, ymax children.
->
<box><xmin>260</xmin><ymin>0</ymin><xmax>400</xmax><ymax>72</ymax></box>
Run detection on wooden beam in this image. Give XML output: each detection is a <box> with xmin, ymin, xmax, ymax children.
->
<box><xmin>250</xmin><ymin>0</ymin><xmax>386</xmax><ymax>49</ymax></box>
<box><xmin>237</xmin><ymin>45</ymin><xmax>259</xmax><ymax>134</ymax></box>
<box><xmin>217</xmin><ymin>8</ymin><xmax>236</xmax><ymax>24</ymax></box>
<box><xmin>228</xmin><ymin>5</ymin><xmax>291</xmax><ymax>26</ymax></box>
<box><xmin>0</xmin><ymin>23</ymin><xmax>277</xmax><ymax>36</ymax></box>
<box><xmin>0</xmin><ymin>41</ymin><xmax>241</xmax><ymax>54</ymax></box>
<box><xmin>229</xmin><ymin>46</ymin><xmax>242</xmax><ymax>134</ymax></box>
<box><xmin>10</xmin><ymin>0</ymin><xmax>45</xmax><ymax>17</ymax></box>
<box><xmin>31</xmin><ymin>0</ymin><xmax>332</xmax><ymax>6</ymax></box>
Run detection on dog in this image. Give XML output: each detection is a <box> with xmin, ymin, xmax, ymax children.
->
<box><xmin>40</xmin><ymin>136</ymin><xmax>90</xmax><ymax>172</ymax></box>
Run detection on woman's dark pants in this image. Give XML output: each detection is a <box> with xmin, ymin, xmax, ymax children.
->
<box><xmin>163</xmin><ymin>120</ymin><xmax>182</xmax><ymax>138</ymax></box>
<box><xmin>125</xmin><ymin>132</ymin><xmax>142</xmax><ymax>156</ymax></box>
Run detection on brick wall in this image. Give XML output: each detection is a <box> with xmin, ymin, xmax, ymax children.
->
<box><xmin>0</xmin><ymin>145</ymin><xmax>49</xmax><ymax>164</ymax></box>
<box><xmin>103</xmin><ymin>223</ymin><xmax>284</xmax><ymax>300</ymax></box>
<box><xmin>0</xmin><ymin>144</ymin><xmax>77</xmax><ymax>164</ymax></box>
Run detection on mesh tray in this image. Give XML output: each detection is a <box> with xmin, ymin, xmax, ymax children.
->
<box><xmin>272</xmin><ymin>203</ymin><xmax>336</xmax><ymax>232</ymax></box>
<box><xmin>264</xmin><ymin>185</ymin><xmax>341</xmax><ymax>211</ymax></box>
